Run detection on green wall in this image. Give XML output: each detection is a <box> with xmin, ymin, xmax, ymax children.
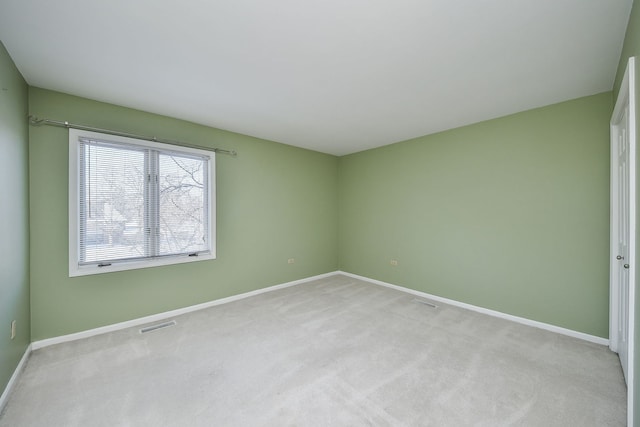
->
<box><xmin>28</xmin><ymin>88</ymin><xmax>339</xmax><ymax>340</ymax></box>
<box><xmin>26</xmin><ymin>87</ymin><xmax>615</xmax><ymax>342</ymax></box>
<box><xmin>339</xmin><ymin>92</ymin><xmax>612</xmax><ymax>338</ymax></box>
<box><xmin>0</xmin><ymin>43</ymin><xmax>30</xmax><ymax>395</ymax></box>
<box><xmin>615</xmin><ymin>0</ymin><xmax>640</xmax><ymax>97</ymax></box>
<box><xmin>614</xmin><ymin>0</ymin><xmax>640</xmax><ymax>424</ymax></box>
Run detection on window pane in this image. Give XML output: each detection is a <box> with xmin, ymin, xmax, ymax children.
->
<box><xmin>79</xmin><ymin>141</ymin><xmax>146</xmax><ymax>263</ymax></box>
<box><xmin>71</xmin><ymin>128</ymin><xmax>215</xmax><ymax>276</ymax></box>
<box><xmin>158</xmin><ymin>152</ymin><xmax>208</xmax><ymax>256</ymax></box>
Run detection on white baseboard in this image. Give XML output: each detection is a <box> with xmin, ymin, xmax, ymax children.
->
<box><xmin>0</xmin><ymin>344</ymin><xmax>32</xmax><ymax>414</ymax></box>
<box><xmin>30</xmin><ymin>269</ymin><xmax>608</xmax><ymax>350</ymax></box>
<box><xmin>339</xmin><ymin>271</ymin><xmax>609</xmax><ymax>346</ymax></box>
<box><xmin>32</xmin><ymin>271</ymin><xmax>341</xmax><ymax>350</ymax></box>
<box><xmin>3</xmin><ymin>269</ymin><xmax>607</xmax><ymax>413</ymax></box>
<box><xmin>0</xmin><ymin>271</ymin><xmax>616</xmax><ymax>427</ymax></box>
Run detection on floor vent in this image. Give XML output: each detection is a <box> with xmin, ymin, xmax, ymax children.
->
<box><xmin>413</xmin><ymin>298</ymin><xmax>438</xmax><ymax>309</ymax></box>
<box><xmin>139</xmin><ymin>320</ymin><xmax>177</xmax><ymax>334</ymax></box>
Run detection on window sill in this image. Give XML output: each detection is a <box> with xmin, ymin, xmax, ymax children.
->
<box><xmin>69</xmin><ymin>252</ymin><xmax>216</xmax><ymax>277</ymax></box>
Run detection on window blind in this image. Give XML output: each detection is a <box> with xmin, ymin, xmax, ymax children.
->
<box><xmin>77</xmin><ymin>137</ymin><xmax>210</xmax><ymax>266</ymax></box>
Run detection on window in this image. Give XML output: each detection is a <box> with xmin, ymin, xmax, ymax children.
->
<box><xmin>69</xmin><ymin>129</ymin><xmax>215</xmax><ymax>276</ymax></box>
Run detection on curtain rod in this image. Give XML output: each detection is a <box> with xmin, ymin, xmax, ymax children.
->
<box><xmin>28</xmin><ymin>115</ymin><xmax>237</xmax><ymax>156</ymax></box>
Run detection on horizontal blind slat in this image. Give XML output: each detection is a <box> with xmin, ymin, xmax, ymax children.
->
<box><xmin>79</xmin><ymin>140</ymin><xmax>146</xmax><ymax>264</ymax></box>
<box><xmin>77</xmin><ymin>137</ymin><xmax>211</xmax><ymax>266</ymax></box>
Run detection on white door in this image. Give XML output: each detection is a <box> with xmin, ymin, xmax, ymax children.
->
<box><xmin>614</xmin><ymin>103</ymin><xmax>630</xmax><ymax>382</ymax></box>
<box><xmin>610</xmin><ymin>58</ymin><xmax>636</xmax><ymax>427</ymax></box>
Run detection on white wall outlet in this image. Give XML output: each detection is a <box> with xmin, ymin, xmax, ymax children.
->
<box><xmin>390</xmin><ymin>259</ymin><xmax>398</xmax><ymax>266</ymax></box>
<box><xmin>10</xmin><ymin>320</ymin><xmax>16</xmax><ymax>340</ymax></box>
<box><xmin>287</xmin><ymin>258</ymin><xmax>295</xmax><ymax>264</ymax></box>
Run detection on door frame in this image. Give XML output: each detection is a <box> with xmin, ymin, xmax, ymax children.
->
<box><xmin>610</xmin><ymin>56</ymin><xmax>636</xmax><ymax>426</ymax></box>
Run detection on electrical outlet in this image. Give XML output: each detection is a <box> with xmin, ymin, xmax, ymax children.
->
<box><xmin>390</xmin><ymin>259</ymin><xmax>398</xmax><ymax>266</ymax></box>
<box><xmin>287</xmin><ymin>258</ymin><xmax>295</xmax><ymax>264</ymax></box>
<box><xmin>10</xmin><ymin>320</ymin><xmax>16</xmax><ymax>340</ymax></box>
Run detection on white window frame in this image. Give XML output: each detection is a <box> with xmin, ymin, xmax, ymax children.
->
<box><xmin>69</xmin><ymin>129</ymin><xmax>216</xmax><ymax>277</ymax></box>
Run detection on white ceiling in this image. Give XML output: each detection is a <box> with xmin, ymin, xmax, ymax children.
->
<box><xmin>0</xmin><ymin>0</ymin><xmax>633</xmax><ymax>155</ymax></box>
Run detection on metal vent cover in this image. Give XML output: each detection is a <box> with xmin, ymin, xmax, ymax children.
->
<box><xmin>412</xmin><ymin>298</ymin><xmax>438</xmax><ymax>309</ymax></box>
<box><xmin>139</xmin><ymin>320</ymin><xmax>177</xmax><ymax>334</ymax></box>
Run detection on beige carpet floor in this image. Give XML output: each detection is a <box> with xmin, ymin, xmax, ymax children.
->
<box><xmin>0</xmin><ymin>274</ymin><xmax>627</xmax><ymax>426</ymax></box>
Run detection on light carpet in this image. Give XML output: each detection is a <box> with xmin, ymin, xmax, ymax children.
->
<box><xmin>0</xmin><ymin>274</ymin><xmax>627</xmax><ymax>426</ymax></box>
